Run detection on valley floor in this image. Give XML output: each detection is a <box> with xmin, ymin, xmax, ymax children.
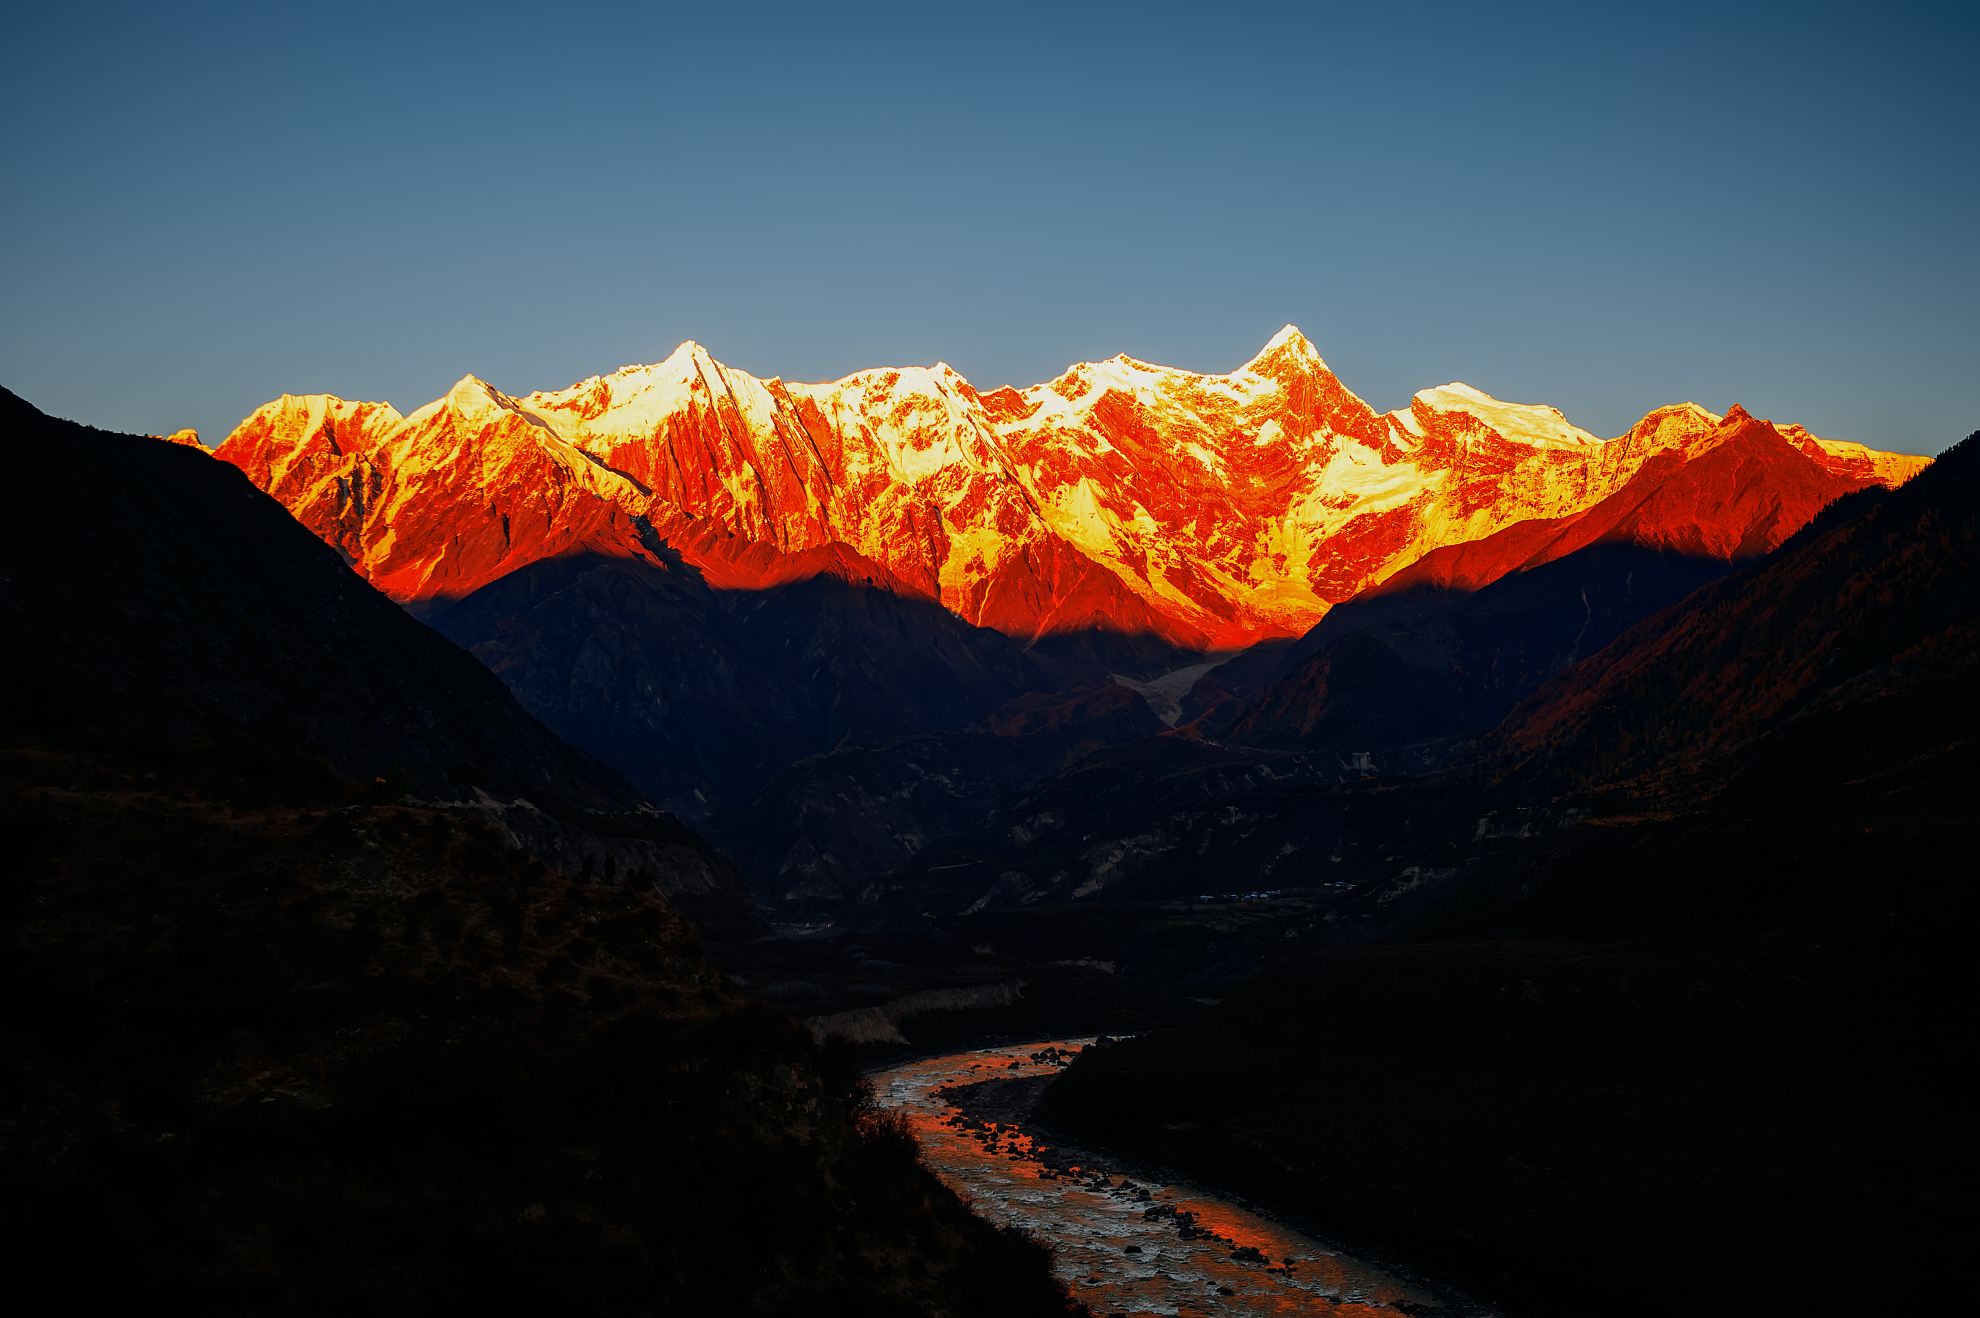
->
<box><xmin>717</xmin><ymin>832</ymin><xmax>1976</xmax><ymax>1318</ymax></box>
<box><xmin>874</xmin><ymin>1038</ymin><xmax>1494</xmax><ymax>1317</ymax></box>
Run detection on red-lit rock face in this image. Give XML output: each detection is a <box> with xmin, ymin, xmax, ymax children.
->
<box><xmin>214</xmin><ymin>330</ymin><xmax>1927</xmax><ymax>643</ymax></box>
<box><xmin>1375</xmin><ymin>408</ymin><xmax>1894</xmax><ymax>596</ymax></box>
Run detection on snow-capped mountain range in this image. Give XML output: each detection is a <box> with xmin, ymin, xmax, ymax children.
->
<box><xmin>210</xmin><ymin>327</ymin><xmax>1927</xmax><ymax>648</ymax></box>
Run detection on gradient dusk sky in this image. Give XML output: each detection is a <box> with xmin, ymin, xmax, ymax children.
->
<box><xmin>3</xmin><ymin>1</ymin><xmax>1974</xmax><ymax>454</ymax></box>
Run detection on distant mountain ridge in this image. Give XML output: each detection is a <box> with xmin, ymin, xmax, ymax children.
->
<box><xmin>210</xmin><ymin>330</ymin><xmax>1927</xmax><ymax>650</ymax></box>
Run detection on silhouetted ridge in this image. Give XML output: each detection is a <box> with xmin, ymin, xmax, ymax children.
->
<box><xmin>1026</xmin><ymin>426</ymin><xmax>1978</xmax><ymax>1316</ymax></box>
<box><xmin>0</xmin><ymin>386</ymin><xmax>751</xmax><ymax>930</ymax></box>
<box><xmin>1</xmin><ymin>384</ymin><xmax>1082</xmax><ymax>1314</ymax></box>
<box><xmin>1495</xmin><ymin>428</ymin><xmax>1980</xmax><ymax>796</ymax></box>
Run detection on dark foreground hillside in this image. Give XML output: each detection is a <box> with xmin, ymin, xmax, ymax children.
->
<box><xmin>0</xmin><ymin>387</ymin><xmax>755</xmax><ymax>933</ymax></box>
<box><xmin>1042</xmin><ymin>434</ymin><xmax>1980</xmax><ymax>1316</ymax></box>
<box><xmin>0</xmin><ymin>391</ymin><xmax>1080</xmax><ymax>1316</ymax></box>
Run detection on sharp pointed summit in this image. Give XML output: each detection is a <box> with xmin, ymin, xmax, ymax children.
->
<box><xmin>443</xmin><ymin>372</ymin><xmax>502</xmax><ymax>407</ymax></box>
<box><xmin>1240</xmin><ymin>324</ymin><xmax>1330</xmax><ymax>377</ymax></box>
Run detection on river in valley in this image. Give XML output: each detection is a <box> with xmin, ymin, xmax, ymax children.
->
<box><xmin>873</xmin><ymin>1039</ymin><xmax>1494</xmax><ymax>1317</ymax></box>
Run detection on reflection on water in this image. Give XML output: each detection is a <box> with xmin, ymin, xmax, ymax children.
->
<box><xmin>873</xmin><ymin>1039</ymin><xmax>1491</xmax><ymax>1318</ymax></box>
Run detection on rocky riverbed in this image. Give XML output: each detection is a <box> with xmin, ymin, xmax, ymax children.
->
<box><xmin>872</xmin><ymin>1039</ymin><xmax>1493</xmax><ymax>1317</ymax></box>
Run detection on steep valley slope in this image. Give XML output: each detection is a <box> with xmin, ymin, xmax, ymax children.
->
<box><xmin>0</xmin><ymin>389</ymin><xmax>1080</xmax><ymax>1317</ymax></box>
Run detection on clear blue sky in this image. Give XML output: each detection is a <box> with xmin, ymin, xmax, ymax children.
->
<box><xmin>3</xmin><ymin>1</ymin><xmax>1974</xmax><ymax>454</ymax></box>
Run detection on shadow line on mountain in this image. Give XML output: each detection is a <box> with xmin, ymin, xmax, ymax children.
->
<box><xmin>410</xmin><ymin>545</ymin><xmax>1225</xmax><ymax>819</ymax></box>
<box><xmin>392</xmin><ymin>531</ymin><xmax>1764</xmax><ymax>916</ymax></box>
<box><xmin>410</xmin><ymin>532</ymin><xmax>1219</xmax><ymax>667</ymax></box>
<box><xmin>1193</xmin><ymin>540</ymin><xmax>1748</xmax><ymax>751</ymax></box>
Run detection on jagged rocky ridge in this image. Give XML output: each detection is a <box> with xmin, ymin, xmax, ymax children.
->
<box><xmin>199</xmin><ymin>338</ymin><xmax>1929</xmax><ymax>913</ymax></box>
<box><xmin>210</xmin><ymin>330</ymin><xmax>1925</xmax><ymax>650</ymax></box>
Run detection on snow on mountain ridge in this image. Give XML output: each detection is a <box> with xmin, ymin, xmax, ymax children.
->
<box><xmin>215</xmin><ymin>331</ymin><xmax>1929</xmax><ymax>647</ymax></box>
<box><xmin>1407</xmin><ymin>383</ymin><xmax>1600</xmax><ymax>449</ymax></box>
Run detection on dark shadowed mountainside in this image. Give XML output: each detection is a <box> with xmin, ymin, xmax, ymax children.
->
<box><xmin>209</xmin><ymin>346</ymin><xmax>1923</xmax><ymax>927</ymax></box>
<box><xmin>1212</xmin><ymin>410</ymin><xmax>1883</xmax><ymax>755</ymax></box>
<box><xmin>1495</xmin><ymin>431</ymin><xmax>1980</xmax><ymax>803</ymax></box>
<box><xmin>0</xmin><ymin>388</ymin><xmax>1083</xmax><ymax>1316</ymax></box>
<box><xmin>427</xmin><ymin>550</ymin><xmax>1189</xmax><ymax>912</ymax></box>
<box><xmin>426</xmin><ymin>548</ymin><xmax>1048</xmax><ymax>820</ymax></box>
<box><xmin>0</xmin><ymin>387</ymin><xmax>754</xmax><ymax>932</ymax></box>
<box><xmin>1224</xmin><ymin>542</ymin><xmax>1731</xmax><ymax>752</ymax></box>
<box><xmin>715</xmin><ymin>682</ymin><xmax>1167</xmax><ymax>919</ymax></box>
<box><xmin>1038</xmin><ymin>431</ymin><xmax>1980</xmax><ymax>1316</ymax></box>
